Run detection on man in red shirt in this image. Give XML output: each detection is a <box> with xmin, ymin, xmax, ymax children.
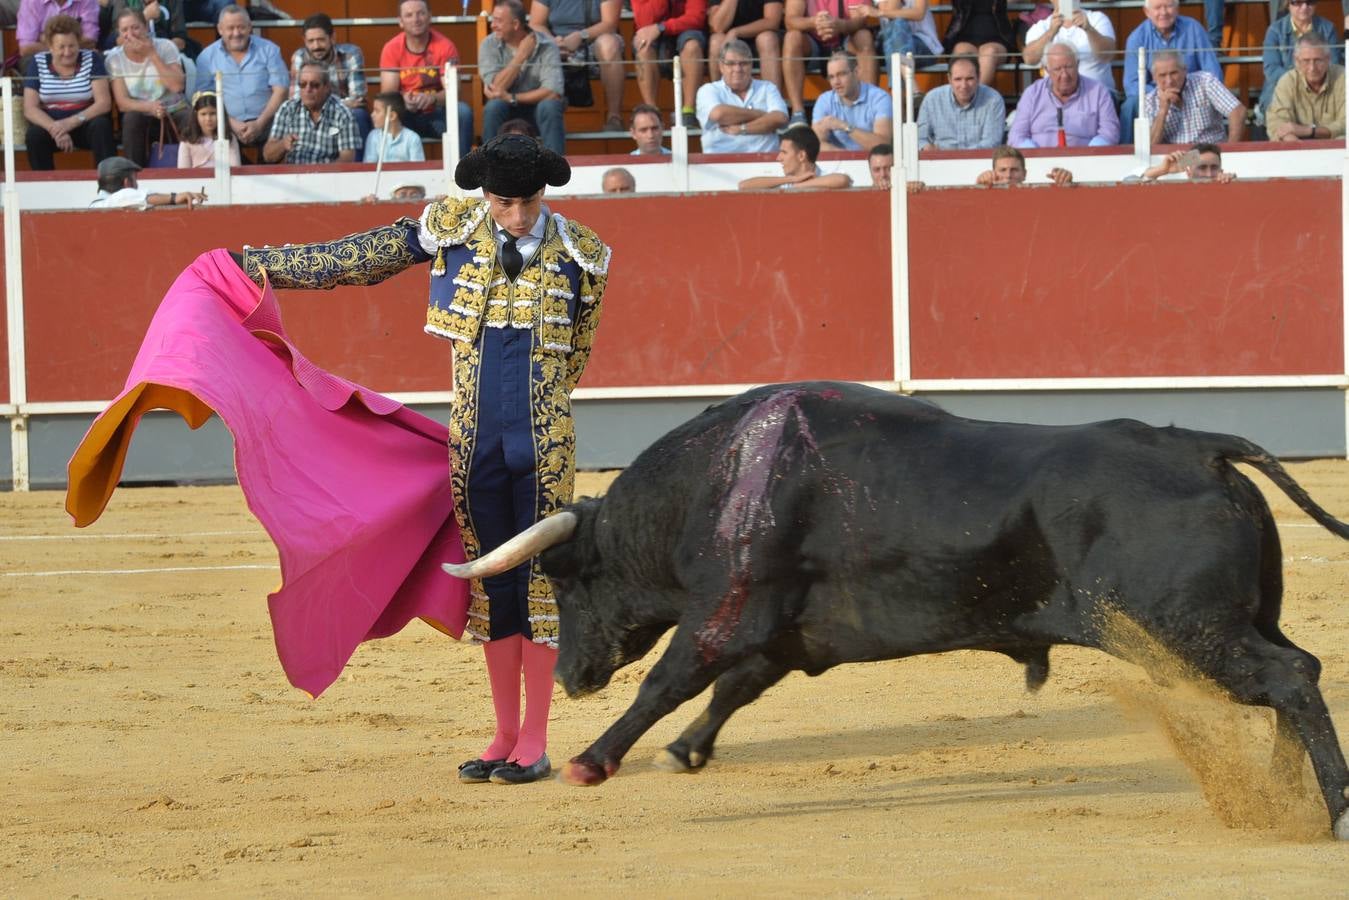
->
<box><xmin>379</xmin><ymin>0</ymin><xmax>474</xmax><ymax>151</ymax></box>
<box><xmin>631</xmin><ymin>0</ymin><xmax>709</xmax><ymax>128</ymax></box>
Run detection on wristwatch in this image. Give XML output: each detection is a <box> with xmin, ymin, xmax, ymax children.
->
<box><xmin>580</xmin><ymin>28</ymin><xmax>591</xmax><ymax>43</ymax></box>
<box><xmin>509</xmin><ymin>93</ymin><xmax>517</xmax><ymax>106</ymax></box>
<box><xmin>739</xmin><ymin>123</ymin><xmax>748</xmax><ymax>135</ymax></box>
<box><xmin>656</xmin><ymin>21</ymin><xmax>667</xmax><ymax>35</ymax></box>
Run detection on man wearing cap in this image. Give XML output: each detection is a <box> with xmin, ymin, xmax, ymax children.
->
<box><xmin>90</xmin><ymin>157</ymin><xmax>206</xmax><ymax>209</ymax></box>
<box><xmin>237</xmin><ymin>134</ymin><xmax>611</xmax><ymax>786</ymax></box>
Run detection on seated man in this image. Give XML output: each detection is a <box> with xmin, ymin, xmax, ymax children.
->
<box><xmin>1022</xmin><ymin>4</ymin><xmax>1116</xmax><ymax>91</ymax></box>
<box><xmin>89</xmin><ymin>156</ymin><xmax>205</xmax><ymax>208</ymax></box>
<box><xmin>1008</xmin><ymin>44</ymin><xmax>1119</xmax><ymax>148</ymax></box>
<box><xmin>707</xmin><ymin>0</ymin><xmax>783</xmax><ymax>103</ymax></box>
<box><xmin>629</xmin><ymin>103</ymin><xmax>670</xmax><ymax>154</ymax></box>
<box><xmin>378</xmin><ymin>0</ymin><xmax>474</xmax><ymax>153</ymax></box>
<box><xmin>631</xmin><ymin>0</ymin><xmax>708</xmax><ymax>129</ymax></box>
<box><xmin>811</xmin><ymin>50</ymin><xmax>892</xmax><ymax>151</ymax></box>
<box><xmin>291</xmin><ymin>13</ymin><xmax>371</xmax><ymax>138</ymax></box>
<box><xmin>916</xmin><ymin>55</ymin><xmax>1004</xmax><ymax>151</ymax></box>
<box><xmin>1259</xmin><ymin>0</ymin><xmax>1341</xmax><ymax>120</ymax></box>
<box><xmin>782</xmin><ymin>0</ymin><xmax>875</xmax><ymax>126</ymax></box>
<box><xmin>868</xmin><ymin>141</ymin><xmax>892</xmax><ymax>188</ymax></box>
<box><xmin>737</xmin><ymin>124</ymin><xmax>853</xmax><ymax>190</ymax></box>
<box><xmin>695</xmin><ymin>38</ymin><xmax>788</xmax><ymax>153</ymax></box>
<box><xmin>974</xmin><ymin>145</ymin><xmax>1074</xmax><ymax>187</ymax></box>
<box><xmin>1137</xmin><ymin>142</ymin><xmax>1235</xmax><ymax>182</ymax></box>
<box><xmin>601</xmin><ymin>166</ymin><xmax>636</xmax><ymax>192</ymax></box>
<box><xmin>1266</xmin><ymin>34</ymin><xmax>1345</xmax><ymax>142</ymax></box>
<box><xmin>530</xmin><ymin>0</ymin><xmax>626</xmax><ymax>132</ymax></box>
<box><xmin>1144</xmin><ymin>50</ymin><xmax>1244</xmax><ymax>146</ymax></box>
<box><xmin>262</xmin><ymin>63</ymin><xmax>361</xmax><ymax>164</ymax></box>
<box><xmin>480</xmin><ymin>0</ymin><xmax>566</xmax><ymax>155</ymax></box>
<box><xmin>194</xmin><ymin>4</ymin><xmax>288</xmax><ymax>154</ymax></box>
<box><xmin>1121</xmin><ymin>0</ymin><xmax>1222</xmax><ymax>139</ymax></box>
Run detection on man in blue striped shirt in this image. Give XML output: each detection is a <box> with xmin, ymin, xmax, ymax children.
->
<box><xmin>915</xmin><ymin>55</ymin><xmax>1005</xmax><ymax>150</ymax></box>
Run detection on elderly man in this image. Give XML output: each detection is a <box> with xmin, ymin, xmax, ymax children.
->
<box><xmin>379</xmin><ymin>0</ymin><xmax>474</xmax><ymax>153</ymax></box>
<box><xmin>628</xmin><ymin>103</ymin><xmax>670</xmax><ymax>154</ymax></box>
<box><xmin>263</xmin><ymin>63</ymin><xmax>361</xmax><ymax>164</ymax></box>
<box><xmin>291</xmin><ymin>13</ymin><xmax>371</xmax><ymax>137</ymax></box>
<box><xmin>1260</xmin><ymin>0</ymin><xmax>1341</xmax><ymax>119</ymax></box>
<box><xmin>868</xmin><ymin>142</ymin><xmax>893</xmax><ymax>188</ymax></box>
<box><xmin>1022</xmin><ymin>3</ymin><xmax>1116</xmax><ymax>90</ymax></box>
<box><xmin>480</xmin><ymin>0</ymin><xmax>566</xmax><ymax>155</ymax></box>
<box><xmin>811</xmin><ymin>49</ymin><xmax>892</xmax><ymax>151</ymax></box>
<box><xmin>915</xmin><ymin>55</ymin><xmax>1004</xmax><ymax>150</ymax></box>
<box><xmin>601</xmin><ymin>166</ymin><xmax>636</xmax><ymax>192</ymax></box>
<box><xmin>1121</xmin><ymin>0</ymin><xmax>1222</xmax><ymax>138</ymax></box>
<box><xmin>695</xmin><ymin>37</ymin><xmax>788</xmax><ymax>153</ymax></box>
<box><xmin>738</xmin><ymin>124</ymin><xmax>852</xmax><ymax>190</ymax></box>
<box><xmin>1009</xmin><ymin>44</ymin><xmax>1119</xmax><ymax>148</ymax></box>
<box><xmin>194</xmin><ymin>4</ymin><xmax>288</xmax><ymax>153</ymax></box>
<box><xmin>1266</xmin><ymin>34</ymin><xmax>1345</xmax><ymax>142</ymax></box>
<box><xmin>1144</xmin><ymin>49</ymin><xmax>1244</xmax><ymax>146</ymax></box>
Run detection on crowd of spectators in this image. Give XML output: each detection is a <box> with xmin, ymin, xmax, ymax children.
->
<box><xmin>4</xmin><ymin>0</ymin><xmax>1347</xmax><ymax>178</ymax></box>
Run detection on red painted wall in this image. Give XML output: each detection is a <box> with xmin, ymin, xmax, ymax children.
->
<box><xmin>907</xmin><ymin>178</ymin><xmax>1343</xmax><ymax>379</ymax></box>
<box><xmin>11</xmin><ymin>181</ymin><xmax>1343</xmax><ymax>405</ymax></box>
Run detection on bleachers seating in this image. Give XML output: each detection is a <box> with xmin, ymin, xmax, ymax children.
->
<box><xmin>0</xmin><ymin>0</ymin><xmax>1334</xmax><ymax>167</ymax></box>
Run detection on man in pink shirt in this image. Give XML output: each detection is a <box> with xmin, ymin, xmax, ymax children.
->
<box><xmin>16</xmin><ymin>0</ymin><xmax>98</xmax><ymax>56</ymax></box>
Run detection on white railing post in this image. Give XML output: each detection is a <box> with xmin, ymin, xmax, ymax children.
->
<box><xmin>443</xmin><ymin>62</ymin><xmax>463</xmax><ymax>197</ymax></box>
<box><xmin>213</xmin><ymin>72</ymin><xmax>232</xmax><ymax>204</ymax></box>
<box><xmin>902</xmin><ymin>51</ymin><xmax>918</xmax><ymax>173</ymax></box>
<box><xmin>1342</xmin><ymin>41</ymin><xmax>1349</xmax><ymax>458</ymax></box>
<box><xmin>671</xmin><ymin>56</ymin><xmax>689</xmax><ymax>192</ymax></box>
<box><xmin>2</xmin><ymin>77</ymin><xmax>30</xmax><ymax>491</ymax></box>
<box><xmin>1134</xmin><ymin>46</ymin><xmax>1150</xmax><ymax>161</ymax></box>
<box><xmin>889</xmin><ymin>53</ymin><xmax>912</xmax><ymax>390</ymax></box>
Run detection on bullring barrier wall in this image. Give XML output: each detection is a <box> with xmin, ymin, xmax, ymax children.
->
<box><xmin>1</xmin><ymin>181</ymin><xmax>1343</xmax><ymax>487</ymax></box>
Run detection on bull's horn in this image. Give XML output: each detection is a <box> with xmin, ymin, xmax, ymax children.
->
<box><xmin>441</xmin><ymin>511</ymin><xmax>578</xmax><ymax>580</ymax></box>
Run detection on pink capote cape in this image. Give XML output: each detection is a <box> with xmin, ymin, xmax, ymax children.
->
<box><xmin>65</xmin><ymin>249</ymin><xmax>469</xmax><ymax>698</ymax></box>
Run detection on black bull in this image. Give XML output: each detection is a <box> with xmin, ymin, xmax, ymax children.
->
<box><xmin>445</xmin><ymin>381</ymin><xmax>1349</xmax><ymax>838</ymax></box>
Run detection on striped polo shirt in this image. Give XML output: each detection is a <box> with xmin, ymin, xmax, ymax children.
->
<box><xmin>23</xmin><ymin>50</ymin><xmax>106</xmax><ymax>116</ymax></box>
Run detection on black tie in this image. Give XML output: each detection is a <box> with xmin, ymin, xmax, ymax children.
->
<box><xmin>501</xmin><ymin>235</ymin><xmax>523</xmax><ymax>281</ymax></box>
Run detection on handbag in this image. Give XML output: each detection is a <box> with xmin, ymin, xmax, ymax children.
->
<box><xmin>148</xmin><ymin>109</ymin><xmax>182</xmax><ymax>168</ymax></box>
<box><xmin>563</xmin><ymin>52</ymin><xmax>594</xmax><ymax>108</ymax></box>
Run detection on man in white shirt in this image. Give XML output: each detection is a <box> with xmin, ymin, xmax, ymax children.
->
<box><xmin>695</xmin><ymin>37</ymin><xmax>788</xmax><ymax>154</ymax></box>
<box><xmin>1022</xmin><ymin>4</ymin><xmax>1117</xmax><ymax>90</ymax></box>
<box><xmin>89</xmin><ymin>157</ymin><xmax>205</xmax><ymax>209</ymax></box>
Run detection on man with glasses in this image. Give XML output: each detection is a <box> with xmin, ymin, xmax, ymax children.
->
<box><xmin>1008</xmin><ymin>43</ymin><xmax>1119</xmax><ymax>148</ymax></box>
<box><xmin>262</xmin><ymin>62</ymin><xmax>360</xmax><ymax>163</ymax></box>
<box><xmin>1266</xmin><ymin>33</ymin><xmax>1345</xmax><ymax>141</ymax></box>
<box><xmin>694</xmin><ymin>37</ymin><xmax>788</xmax><ymax>153</ymax></box>
<box><xmin>1259</xmin><ymin>0</ymin><xmax>1341</xmax><ymax>123</ymax></box>
<box><xmin>811</xmin><ymin>49</ymin><xmax>891</xmax><ymax>151</ymax></box>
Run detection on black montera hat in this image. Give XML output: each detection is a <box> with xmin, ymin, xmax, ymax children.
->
<box><xmin>454</xmin><ymin>133</ymin><xmax>571</xmax><ymax>197</ymax></box>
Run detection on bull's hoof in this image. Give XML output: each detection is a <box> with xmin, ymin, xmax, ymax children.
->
<box><xmin>1335</xmin><ymin>810</ymin><xmax>1349</xmax><ymax>841</ymax></box>
<box><xmin>562</xmin><ymin>757</ymin><xmax>609</xmax><ymax>786</ymax></box>
<box><xmin>654</xmin><ymin>748</ymin><xmax>702</xmax><ymax>773</ymax></box>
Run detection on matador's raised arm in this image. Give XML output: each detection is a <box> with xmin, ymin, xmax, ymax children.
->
<box><xmin>233</xmin><ymin>217</ymin><xmax>433</xmax><ymax>290</ymax></box>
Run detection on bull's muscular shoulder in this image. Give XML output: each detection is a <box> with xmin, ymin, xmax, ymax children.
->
<box><xmin>552</xmin><ymin>214</ymin><xmax>611</xmax><ymax>277</ymax></box>
<box><xmin>419</xmin><ymin>197</ymin><xmax>489</xmax><ymax>247</ymax></box>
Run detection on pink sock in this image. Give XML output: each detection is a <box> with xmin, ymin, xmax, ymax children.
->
<box><xmin>480</xmin><ymin>634</ymin><xmax>523</xmax><ymax>760</ymax></box>
<box><xmin>510</xmin><ymin>639</ymin><xmax>558</xmax><ymax>766</ymax></box>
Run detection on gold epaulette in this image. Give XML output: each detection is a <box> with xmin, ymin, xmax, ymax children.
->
<box><xmin>420</xmin><ymin>197</ymin><xmax>489</xmax><ymax>248</ymax></box>
<box><xmin>553</xmin><ymin>214</ymin><xmax>612</xmax><ymax>278</ymax></box>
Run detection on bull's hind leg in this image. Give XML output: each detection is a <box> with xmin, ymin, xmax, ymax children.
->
<box><xmin>1208</xmin><ymin>636</ymin><xmax>1349</xmax><ymax>838</ymax></box>
<box><xmin>656</xmin><ymin>653</ymin><xmax>791</xmax><ymax>773</ymax></box>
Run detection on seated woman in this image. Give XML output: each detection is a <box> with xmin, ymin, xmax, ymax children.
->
<box><xmin>942</xmin><ymin>0</ymin><xmax>1016</xmax><ymax>87</ymax></box>
<box><xmin>22</xmin><ymin>14</ymin><xmax>116</xmax><ymax>170</ymax></box>
<box><xmin>104</xmin><ymin>7</ymin><xmax>191</xmax><ymax>167</ymax></box>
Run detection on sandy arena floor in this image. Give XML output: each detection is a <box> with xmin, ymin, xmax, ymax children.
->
<box><xmin>4</xmin><ymin>463</ymin><xmax>1349</xmax><ymax>896</ymax></box>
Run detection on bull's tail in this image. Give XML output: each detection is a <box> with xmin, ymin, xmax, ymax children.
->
<box><xmin>1213</xmin><ymin>435</ymin><xmax>1349</xmax><ymax>540</ymax></box>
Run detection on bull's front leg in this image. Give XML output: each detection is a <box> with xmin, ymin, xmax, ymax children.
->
<box><xmin>562</xmin><ymin>637</ymin><xmax>748</xmax><ymax>786</ymax></box>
